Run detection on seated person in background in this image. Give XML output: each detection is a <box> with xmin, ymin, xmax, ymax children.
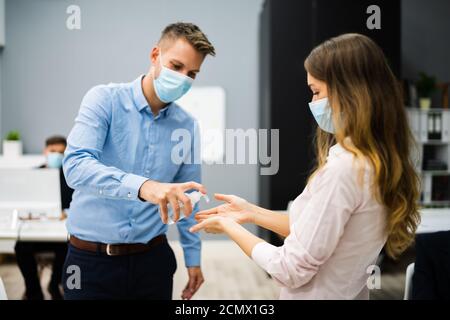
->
<box><xmin>14</xmin><ymin>135</ymin><xmax>74</xmax><ymax>300</ymax></box>
<box><xmin>412</xmin><ymin>231</ymin><xmax>450</xmax><ymax>299</ymax></box>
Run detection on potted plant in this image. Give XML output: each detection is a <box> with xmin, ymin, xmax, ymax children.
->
<box><xmin>416</xmin><ymin>72</ymin><xmax>436</xmax><ymax>110</ymax></box>
<box><xmin>3</xmin><ymin>130</ymin><xmax>23</xmax><ymax>157</ymax></box>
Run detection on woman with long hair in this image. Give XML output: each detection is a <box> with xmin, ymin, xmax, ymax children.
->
<box><xmin>190</xmin><ymin>33</ymin><xmax>421</xmax><ymax>299</ymax></box>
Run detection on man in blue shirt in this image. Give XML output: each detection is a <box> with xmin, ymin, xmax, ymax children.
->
<box><xmin>62</xmin><ymin>22</ymin><xmax>215</xmax><ymax>300</ymax></box>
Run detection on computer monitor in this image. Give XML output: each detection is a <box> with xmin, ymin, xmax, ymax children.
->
<box><xmin>0</xmin><ymin>168</ymin><xmax>61</xmax><ymax>218</ymax></box>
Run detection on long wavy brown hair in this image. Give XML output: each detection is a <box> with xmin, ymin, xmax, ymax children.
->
<box><xmin>304</xmin><ymin>33</ymin><xmax>420</xmax><ymax>259</ymax></box>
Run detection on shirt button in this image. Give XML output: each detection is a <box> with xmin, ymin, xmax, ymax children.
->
<box><xmin>127</xmin><ymin>193</ymin><xmax>132</xmax><ymax>198</ymax></box>
<box><xmin>99</xmin><ymin>190</ymin><xmax>103</xmax><ymax>195</ymax></box>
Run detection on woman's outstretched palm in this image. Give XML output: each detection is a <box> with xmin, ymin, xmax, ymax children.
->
<box><xmin>195</xmin><ymin>193</ymin><xmax>253</xmax><ymax>224</ymax></box>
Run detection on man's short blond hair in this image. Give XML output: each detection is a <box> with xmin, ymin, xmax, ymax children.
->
<box><xmin>159</xmin><ymin>22</ymin><xmax>215</xmax><ymax>57</ymax></box>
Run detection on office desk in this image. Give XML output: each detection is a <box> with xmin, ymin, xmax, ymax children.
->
<box><xmin>416</xmin><ymin>208</ymin><xmax>450</xmax><ymax>234</ymax></box>
<box><xmin>18</xmin><ymin>220</ymin><xmax>67</xmax><ymax>242</ymax></box>
<box><xmin>0</xmin><ymin>211</ymin><xmax>19</xmax><ymax>254</ymax></box>
<box><xmin>0</xmin><ymin>209</ymin><xmax>67</xmax><ymax>254</ymax></box>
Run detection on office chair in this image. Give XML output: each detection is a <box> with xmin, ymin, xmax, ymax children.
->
<box><xmin>404</xmin><ymin>263</ymin><xmax>415</xmax><ymax>300</ymax></box>
<box><xmin>0</xmin><ymin>277</ymin><xmax>8</xmax><ymax>300</ymax></box>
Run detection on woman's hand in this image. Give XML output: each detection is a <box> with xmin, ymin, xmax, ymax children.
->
<box><xmin>190</xmin><ymin>215</ymin><xmax>265</xmax><ymax>258</ymax></box>
<box><xmin>189</xmin><ymin>216</ymin><xmax>237</xmax><ymax>234</ymax></box>
<box><xmin>194</xmin><ymin>193</ymin><xmax>255</xmax><ymax>225</ymax></box>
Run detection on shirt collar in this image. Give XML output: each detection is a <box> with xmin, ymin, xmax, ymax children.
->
<box><xmin>132</xmin><ymin>75</ymin><xmax>149</xmax><ymax>112</ymax></box>
<box><xmin>329</xmin><ymin>137</ymin><xmax>352</xmax><ymax>157</ymax></box>
<box><xmin>132</xmin><ymin>75</ymin><xmax>171</xmax><ymax>118</ymax></box>
<box><xmin>329</xmin><ymin>144</ymin><xmax>344</xmax><ymax>157</ymax></box>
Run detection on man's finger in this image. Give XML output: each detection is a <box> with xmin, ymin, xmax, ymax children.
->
<box><xmin>159</xmin><ymin>200</ymin><xmax>169</xmax><ymax>224</ymax></box>
<box><xmin>214</xmin><ymin>193</ymin><xmax>233</xmax><ymax>203</ymax></box>
<box><xmin>182</xmin><ymin>277</ymin><xmax>196</xmax><ymax>300</ymax></box>
<box><xmin>181</xmin><ymin>181</ymin><xmax>206</xmax><ymax>194</ymax></box>
<box><xmin>168</xmin><ymin>195</ymin><xmax>180</xmax><ymax>223</ymax></box>
<box><xmin>178</xmin><ymin>192</ymin><xmax>193</xmax><ymax>217</ymax></box>
<box><xmin>181</xmin><ymin>287</ymin><xmax>192</xmax><ymax>300</ymax></box>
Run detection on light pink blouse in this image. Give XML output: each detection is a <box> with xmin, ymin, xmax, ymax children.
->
<box><xmin>252</xmin><ymin>143</ymin><xmax>388</xmax><ymax>299</ymax></box>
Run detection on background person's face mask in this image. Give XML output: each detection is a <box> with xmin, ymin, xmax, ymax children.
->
<box><xmin>47</xmin><ymin>152</ymin><xmax>64</xmax><ymax>168</ymax></box>
<box><xmin>153</xmin><ymin>49</ymin><xmax>193</xmax><ymax>103</ymax></box>
<box><xmin>308</xmin><ymin>97</ymin><xmax>335</xmax><ymax>134</ymax></box>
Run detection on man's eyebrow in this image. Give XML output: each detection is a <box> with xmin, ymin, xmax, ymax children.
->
<box><xmin>170</xmin><ymin>59</ymin><xmax>184</xmax><ymax>66</ymax></box>
<box><xmin>170</xmin><ymin>59</ymin><xmax>200</xmax><ymax>73</ymax></box>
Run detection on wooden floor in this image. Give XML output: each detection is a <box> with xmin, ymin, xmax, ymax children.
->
<box><xmin>0</xmin><ymin>240</ymin><xmax>406</xmax><ymax>300</ymax></box>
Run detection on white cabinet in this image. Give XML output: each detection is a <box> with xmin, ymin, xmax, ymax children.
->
<box><xmin>407</xmin><ymin>108</ymin><xmax>450</xmax><ymax>206</ymax></box>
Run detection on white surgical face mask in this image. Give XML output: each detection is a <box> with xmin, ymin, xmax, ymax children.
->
<box><xmin>153</xmin><ymin>49</ymin><xmax>193</xmax><ymax>103</ymax></box>
<box><xmin>308</xmin><ymin>97</ymin><xmax>335</xmax><ymax>134</ymax></box>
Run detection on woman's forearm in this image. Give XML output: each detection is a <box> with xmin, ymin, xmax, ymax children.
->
<box><xmin>222</xmin><ymin>220</ymin><xmax>265</xmax><ymax>257</ymax></box>
<box><xmin>249</xmin><ymin>204</ymin><xmax>290</xmax><ymax>237</ymax></box>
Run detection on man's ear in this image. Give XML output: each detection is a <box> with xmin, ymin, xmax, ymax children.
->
<box><xmin>150</xmin><ymin>46</ymin><xmax>160</xmax><ymax>65</ymax></box>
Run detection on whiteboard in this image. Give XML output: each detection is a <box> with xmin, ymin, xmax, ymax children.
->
<box><xmin>176</xmin><ymin>86</ymin><xmax>226</xmax><ymax>163</ymax></box>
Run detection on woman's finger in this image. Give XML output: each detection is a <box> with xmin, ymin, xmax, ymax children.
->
<box><xmin>189</xmin><ymin>220</ymin><xmax>207</xmax><ymax>233</ymax></box>
<box><xmin>195</xmin><ymin>214</ymin><xmax>215</xmax><ymax>221</ymax></box>
<box><xmin>214</xmin><ymin>193</ymin><xmax>233</xmax><ymax>202</ymax></box>
<box><xmin>196</xmin><ymin>207</ymin><xmax>219</xmax><ymax>216</ymax></box>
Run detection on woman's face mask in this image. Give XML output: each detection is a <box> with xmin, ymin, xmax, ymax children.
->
<box><xmin>153</xmin><ymin>49</ymin><xmax>194</xmax><ymax>103</ymax></box>
<box><xmin>308</xmin><ymin>97</ymin><xmax>335</xmax><ymax>134</ymax></box>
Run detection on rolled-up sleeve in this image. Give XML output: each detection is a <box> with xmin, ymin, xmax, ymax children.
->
<box><xmin>63</xmin><ymin>85</ymin><xmax>148</xmax><ymax>200</ymax></box>
<box><xmin>175</xmin><ymin>120</ymin><xmax>202</xmax><ymax>267</ymax></box>
<box><xmin>251</xmin><ymin>160</ymin><xmax>362</xmax><ymax>289</ymax></box>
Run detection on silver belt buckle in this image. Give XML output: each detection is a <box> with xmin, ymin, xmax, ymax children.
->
<box><xmin>106</xmin><ymin>244</ymin><xmax>114</xmax><ymax>256</ymax></box>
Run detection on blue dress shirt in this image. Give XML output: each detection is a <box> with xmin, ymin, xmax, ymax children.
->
<box><xmin>63</xmin><ymin>75</ymin><xmax>201</xmax><ymax>267</ymax></box>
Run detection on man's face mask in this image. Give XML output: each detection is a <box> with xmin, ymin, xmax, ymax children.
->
<box><xmin>47</xmin><ymin>152</ymin><xmax>64</xmax><ymax>168</ymax></box>
<box><xmin>308</xmin><ymin>97</ymin><xmax>335</xmax><ymax>134</ymax></box>
<box><xmin>153</xmin><ymin>49</ymin><xmax>193</xmax><ymax>103</ymax></box>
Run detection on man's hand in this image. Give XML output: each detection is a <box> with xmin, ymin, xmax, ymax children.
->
<box><xmin>138</xmin><ymin>181</ymin><xmax>207</xmax><ymax>224</ymax></box>
<box><xmin>181</xmin><ymin>266</ymin><xmax>204</xmax><ymax>300</ymax></box>
<box><xmin>59</xmin><ymin>210</ymin><xmax>68</xmax><ymax>221</ymax></box>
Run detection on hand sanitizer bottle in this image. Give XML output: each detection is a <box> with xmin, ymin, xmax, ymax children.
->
<box><xmin>167</xmin><ymin>191</ymin><xmax>210</xmax><ymax>224</ymax></box>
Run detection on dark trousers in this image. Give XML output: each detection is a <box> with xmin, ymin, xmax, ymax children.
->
<box><xmin>14</xmin><ymin>241</ymin><xmax>68</xmax><ymax>299</ymax></box>
<box><xmin>62</xmin><ymin>239</ymin><xmax>177</xmax><ymax>300</ymax></box>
